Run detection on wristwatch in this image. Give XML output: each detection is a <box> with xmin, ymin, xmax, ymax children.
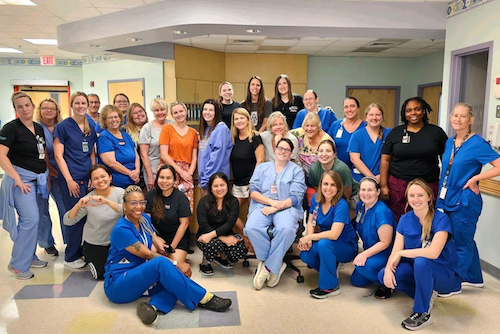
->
<box><xmin>172</xmin><ymin>260</ymin><xmax>178</xmax><ymax>267</ymax></box>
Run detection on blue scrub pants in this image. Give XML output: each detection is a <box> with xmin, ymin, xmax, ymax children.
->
<box><xmin>300</xmin><ymin>238</ymin><xmax>357</xmax><ymax>289</ymax></box>
<box><xmin>104</xmin><ymin>257</ymin><xmax>206</xmax><ymax>314</ymax></box>
<box><xmin>446</xmin><ymin>194</ymin><xmax>483</xmax><ymax>284</ymax></box>
<box><xmin>244</xmin><ymin>209</ymin><xmax>297</xmax><ymax>275</ymax></box>
<box><xmin>351</xmin><ymin>252</ymin><xmax>388</xmax><ymax>287</ymax></box>
<box><xmin>60</xmin><ymin>178</ymin><xmax>87</xmax><ymax>262</ymax></box>
<box><xmin>377</xmin><ymin>258</ymin><xmax>461</xmax><ymax>313</ymax></box>
<box><xmin>38</xmin><ymin>176</ymin><xmax>68</xmax><ymax>247</ymax></box>
<box><xmin>10</xmin><ymin>180</ymin><xmax>44</xmax><ymax>272</ymax></box>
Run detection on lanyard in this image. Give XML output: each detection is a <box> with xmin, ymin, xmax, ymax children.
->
<box><xmin>442</xmin><ymin>131</ymin><xmax>471</xmax><ymax>187</ymax></box>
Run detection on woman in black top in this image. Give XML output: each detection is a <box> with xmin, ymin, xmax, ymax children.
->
<box><xmin>0</xmin><ymin>92</ymin><xmax>49</xmax><ymax>279</ymax></box>
<box><xmin>197</xmin><ymin>173</ymin><xmax>247</xmax><ymax>275</ymax></box>
<box><xmin>218</xmin><ymin>81</ymin><xmax>240</xmax><ymax>128</ymax></box>
<box><xmin>241</xmin><ymin>76</ymin><xmax>272</xmax><ymax>132</ymax></box>
<box><xmin>145</xmin><ymin>165</ymin><xmax>191</xmax><ymax>265</ymax></box>
<box><xmin>272</xmin><ymin>74</ymin><xmax>304</xmax><ymax>129</ymax></box>
<box><xmin>380</xmin><ymin>97</ymin><xmax>447</xmax><ymax>221</ymax></box>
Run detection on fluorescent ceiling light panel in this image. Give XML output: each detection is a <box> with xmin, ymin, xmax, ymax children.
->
<box><xmin>0</xmin><ymin>0</ymin><xmax>36</xmax><ymax>5</ymax></box>
<box><xmin>0</xmin><ymin>47</ymin><xmax>23</xmax><ymax>53</ymax></box>
<box><xmin>24</xmin><ymin>39</ymin><xmax>58</xmax><ymax>45</ymax></box>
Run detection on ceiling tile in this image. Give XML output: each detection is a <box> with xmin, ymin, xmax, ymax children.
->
<box><xmin>17</xmin><ymin>16</ymin><xmax>66</xmax><ymax>25</ymax></box>
<box><xmin>255</xmin><ymin>50</ymin><xmax>287</xmax><ymax>54</ymax></box>
<box><xmin>227</xmin><ymin>35</ymin><xmax>267</xmax><ymax>40</ymax></box>
<box><xmin>96</xmin><ymin>7</ymin><xmax>124</xmax><ymax>15</ymax></box>
<box><xmin>0</xmin><ymin>15</ymin><xmax>23</xmax><ymax>25</ymax></box>
<box><xmin>225</xmin><ymin>45</ymin><xmax>259</xmax><ymax>52</ymax></box>
<box><xmin>337</xmin><ymin>37</ymin><xmax>377</xmax><ymax>42</ymax></box>
<box><xmin>301</xmin><ymin>37</ymin><xmax>340</xmax><ymax>41</ymax></box>
<box><xmin>206</xmin><ymin>34</ymin><xmax>228</xmax><ymax>39</ymax></box>
<box><xmin>0</xmin><ymin>6</ymin><xmax>55</xmax><ymax>16</ymax></box>
<box><xmin>0</xmin><ymin>31</ymin><xmax>14</xmax><ymax>38</ymax></box>
<box><xmin>344</xmin><ymin>52</ymin><xmax>377</xmax><ymax>57</ymax></box>
<box><xmin>294</xmin><ymin>40</ymin><xmax>334</xmax><ymax>47</ymax></box>
<box><xmin>61</xmin><ymin>17</ymin><xmax>89</xmax><ymax>23</ymax></box>
<box><xmin>225</xmin><ymin>49</ymin><xmax>255</xmax><ymax>54</ymax></box>
<box><xmin>88</xmin><ymin>0</ymin><xmax>147</xmax><ymax>9</ymax></box>
<box><xmin>0</xmin><ymin>25</ymin><xmax>37</xmax><ymax>32</ymax></box>
<box><xmin>32</xmin><ymin>0</ymin><xmax>93</xmax><ymax>6</ymax></box>
<box><xmin>329</xmin><ymin>41</ymin><xmax>368</xmax><ymax>46</ymax></box>
<box><xmin>286</xmin><ymin>49</ymin><xmax>317</xmax><ymax>55</ymax></box>
<box><xmin>371</xmin><ymin>53</ymin><xmax>403</xmax><ymax>57</ymax></box>
<box><xmin>261</xmin><ymin>39</ymin><xmax>299</xmax><ymax>46</ymax></box>
<box><xmin>190</xmin><ymin>37</ymin><xmax>227</xmax><ymax>45</ymax></box>
<box><xmin>314</xmin><ymin>51</ymin><xmax>348</xmax><ymax>57</ymax></box>
<box><xmin>43</xmin><ymin>5</ymin><xmax>101</xmax><ymax>18</ymax></box>
<box><xmin>395</xmin><ymin>43</ymin><xmax>423</xmax><ymax>49</ymax></box>
<box><xmin>427</xmin><ymin>42</ymin><xmax>445</xmax><ymax>49</ymax></box>
<box><xmin>8</xmin><ymin>32</ymin><xmax>54</xmax><ymax>38</ymax></box>
<box><xmin>321</xmin><ymin>45</ymin><xmax>358</xmax><ymax>52</ymax></box>
<box><xmin>381</xmin><ymin>47</ymin><xmax>416</xmax><ymax>53</ymax></box>
<box><xmin>31</xmin><ymin>25</ymin><xmax>58</xmax><ymax>33</ymax></box>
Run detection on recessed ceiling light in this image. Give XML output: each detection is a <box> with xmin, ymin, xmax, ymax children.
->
<box><xmin>0</xmin><ymin>0</ymin><xmax>36</xmax><ymax>5</ymax></box>
<box><xmin>0</xmin><ymin>47</ymin><xmax>23</xmax><ymax>53</ymax></box>
<box><xmin>127</xmin><ymin>38</ymin><xmax>142</xmax><ymax>42</ymax></box>
<box><xmin>23</xmin><ymin>38</ymin><xmax>57</xmax><ymax>45</ymax></box>
<box><xmin>245</xmin><ymin>29</ymin><xmax>262</xmax><ymax>34</ymax></box>
<box><xmin>87</xmin><ymin>44</ymin><xmax>102</xmax><ymax>48</ymax></box>
<box><xmin>172</xmin><ymin>30</ymin><xmax>188</xmax><ymax>35</ymax></box>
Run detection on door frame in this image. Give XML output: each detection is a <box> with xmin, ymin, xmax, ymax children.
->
<box><xmin>107</xmin><ymin>78</ymin><xmax>145</xmax><ymax>107</ymax></box>
<box><xmin>345</xmin><ymin>85</ymin><xmax>401</xmax><ymax>126</ymax></box>
<box><xmin>448</xmin><ymin>41</ymin><xmax>493</xmax><ymax>136</ymax></box>
<box><xmin>417</xmin><ymin>81</ymin><xmax>442</xmax><ymax>125</ymax></box>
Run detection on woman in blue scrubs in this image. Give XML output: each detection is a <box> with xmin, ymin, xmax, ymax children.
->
<box><xmin>351</xmin><ymin>177</ymin><xmax>395</xmax><ymax>298</ymax></box>
<box><xmin>54</xmin><ymin>91</ymin><xmax>97</xmax><ymax>269</ymax></box>
<box><xmin>349</xmin><ymin>103</ymin><xmax>391</xmax><ymax>182</ymax></box>
<box><xmin>328</xmin><ymin>97</ymin><xmax>366</xmax><ymax>169</ymax></box>
<box><xmin>104</xmin><ymin>185</ymin><xmax>232</xmax><ymax>325</ymax></box>
<box><xmin>98</xmin><ymin>105</ymin><xmax>140</xmax><ymax>188</ymax></box>
<box><xmin>437</xmin><ymin>103</ymin><xmax>500</xmax><ymax>288</ymax></box>
<box><xmin>292</xmin><ymin>90</ymin><xmax>337</xmax><ymax>131</ymax></box>
<box><xmin>379</xmin><ymin>179</ymin><xmax>461</xmax><ymax>331</ymax></box>
<box><xmin>244</xmin><ymin>138</ymin><xmax>306</xmax><ymax>290</ymax></box>
<box><xmin>299</xmin><ymin>171</ymin><xmax>358</xmax><ymax>298</ymax></box>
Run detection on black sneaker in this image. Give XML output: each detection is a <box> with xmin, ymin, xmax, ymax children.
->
<box><xmin>136</xmin><ymin>302</ymin><xmax>157</xmax><ymax>325</ymax></box>
<box><xmin>310</xmin><ymin>286</ymin><xmax>340</xmax><ymax>299</ymax></box>
<box><xmin>199</xmin><ymin>263</ymin><xmax>214</xmax><ymax>276</ymax></box>
<box><xmin>213</xmin><ymin>257</ymin><xmax>233</xmax><ymax>269</ymax></box>
<box><xmin>374</xmin><ymin>286</ymin><xmax>393</xmax><ymax>299</ymax></box>
<box><xmin>198</xmin><ymin>295</ymin><xmax>232</xmax><ymax>312</ymax></box>
<box><xmin>401</xmin><ymin>312</ymin><xmax>432</xmax><ymax>331</ymax></box>
<box><xmin>45</xmin><ymin>246</ymin><xmax>59</xmax><ymax>257</ymax></box>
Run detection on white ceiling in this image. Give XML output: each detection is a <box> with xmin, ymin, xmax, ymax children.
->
<box><xmin>0</xmin><ymin>0</ymin><xmax>450</xmax><ymax>60</ymax></box>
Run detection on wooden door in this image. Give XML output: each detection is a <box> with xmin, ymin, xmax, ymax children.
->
<box><xmin>108</xmin><ymin>79</ymin><xmax>145</xmax><ymax>107</ymax></box>
<box><xmin>176</xmin><ymin>78</ymin><xmax>196</xmax><ymax>102</ymax></box>
<box><xmin>422</xmin><ymin>85</ymin><xmax>442</xmax><ymax>125</ymax></box>
<box><xmin>195</xmin><ymin>80</ymin><xmax>213</xmax><ymax>102</ymax></box>
<box><xmin>347</xmin><ymin>88</ymin><xmax>398</xmax><ymax>128</ymax></box>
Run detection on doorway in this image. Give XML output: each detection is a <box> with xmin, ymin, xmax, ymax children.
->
<box><xmin>448</xmin><ymin>42</ymin><xmax>493</xmax><ymax>137</ymax></box>
<box><xmin>108</xmin><ymin>79</ymin><xmax>145</xmax><ymax>107</ymax></box>
<box><xmin>417</xmin><ymin>82</ymin><xmax>442</xmax><ymax>125</ymax></box>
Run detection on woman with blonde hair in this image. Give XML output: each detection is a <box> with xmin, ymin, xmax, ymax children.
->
<box><xmin>123</xmin><ymin>102</ymin><xmax>148</xmax><ymax>190</ymax></box>
<box><xmin>218</xmin><ymin>81</ymin><xmax>240</xmax><ymax>128</ymax></box>
<box><xmin>379</xmin><ymin>179</ymin><xmax>461</xmax><ymax>331</ymax></box>
<box><xmin>140</xmin><ymin>98</ymin><xmax>173</xmax><ymax>190</ymax></box>
<box><xmin>260</xmin><ymin>111</ymin><xmax>299</xmax><ymax>164</ymax></box>
<box><xmin>437</xmin><ymin>103</ymin><xmax>500</xmax><ymax>287</ymax></box>
<box><xmin>349</xmin><ymin>103</ymin><xmax>391</xmax><ymax>182</ymax></box>
<box><xmin>35</xmin><ymin>98</ymin><xmax>65</xmax><ymax>257</ymax></box>
<box><xmin>54</xmin><ymin>91</ymin><xmax>97</xmax><ymax>269</ymax></box>
<box><xmin>0</xmin><ymin>92</ymin><xmax>49</xmax><ymax>279</ymax></box>
<box><xmin>159</xmin><ymin>101</ymin><xmax>198</xmax><ymax>212</ymax></box>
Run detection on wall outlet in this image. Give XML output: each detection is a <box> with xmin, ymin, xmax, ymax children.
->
<box><xmin>497</xmin><ymin>105</ymin><xmax>500</xmax><ymax>118</ymax></box>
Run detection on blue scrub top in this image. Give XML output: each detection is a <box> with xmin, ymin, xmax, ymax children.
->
<box><xmin>39</xmin><ymin>122</ymin><xmax>58</xmax><ymax>171</ymax></box>
<box><xmin>310</xmin><ymin>195</ymin><xmax>357</xmax><ymax>244</ymax></box>
<box><xmin>348</xmin><ymin>127</ymin><xmax>391</xmax><ymax>181</ymax></box>
<box><xmin>397</xmin><ymin>210</ymin><xmax>459</xmax><ymax>275</ymax></box>
<box><xmin>355</xmin><ymin>200</ymin><xmax>395</xmax><ymax>257</ymax></box>
<box><xmin>97</xmin><ymin>130</ymin><xmax>137</xmax><ymax>188</ymax></box>
<box><xmin>438</xmin><ymin>135</ymin><xmax>499</xmax><ymax>211</ymax></box>
<box><xmin>292</xmin><ymin>107</ymin><xmax>337</xmax><ymax>132</ymax></box>
<box><xmin>328</xmin><ymin>120</ymin><xmax>366</xmax><ymax>169</ymax></box>
<box><xmin>104</xmin><ymin>214</ymin><xmax>154</xmax><ymax>281</ymax></box>
<box><xmin>85</xmin><ymin>113</ymin><xmax>98</xmax><ymax>131</ymax></box>
<box><xmin>54</xmin><ymin>117</ymin><xmax>97</xmax><ymax>181</ymax></box>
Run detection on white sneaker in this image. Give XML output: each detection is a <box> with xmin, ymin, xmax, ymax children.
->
<box><xmin>462</xmin><ymin>281</ymin><xmax>484</xmax><ymax>288</ymax></box>
<box><xmin>429</xmin><ymin>290</ymin><xmax>438</xmax><ymax>312</ymax></box>
<box><xmin>267</xmin><ymin>262</ymin><xmax>287</xmax><ymax>288</ymax></box>
<box><xmin>64</xmin><ymin>258</ymin><xmax>86</xmax><ymax>269</ymax></box>
<box><xmin>253</xmin><ymin>261</ymin><xmax>270</xmax><ymax>290</ymax></box>
<box><xmin>437</xmin><ymin>289</ymin><xmax>462</xmax><ymax>298</ymax></box>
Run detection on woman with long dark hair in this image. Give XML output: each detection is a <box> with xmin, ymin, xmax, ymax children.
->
<box><xmin>241</xmin><ymin>76</ymin><xmax>272</xmax><ymax>132</ymax></box>
<box><xmin>197</xmin><ymin>173</ymin><xmax>247</xmax><ymax>275</ymax></box>
<box><xmin>271</xmin><ymin>74</ymin><xmax>304</xmax><ymax>129</ymax></box>
<box><xmin>145</xmin><ymin>165</ymin><xmax>191</xmax><ymax>265</ymax></box>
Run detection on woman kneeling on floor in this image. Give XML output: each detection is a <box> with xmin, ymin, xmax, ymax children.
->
<box><xmin>378</xmin><ymin>179</ymin><xmax>461</xmax><ymax>331</ymax></box>
<box><xmin>244</xmin><ymin>138</ymin><xmax>306</xmax><ymax>290</ymax></box>
<box><xmin>298</xmin><ymin>171</ymin><xmax>358</xmax><ymax>298</ymax></box>
<box><xmin>104</xmin><ymin>185</ymin><xmax>232</xmax><ymax>325</ymax></box>
<box><xmin>197</xmin><ymin>172</ymin><xmax>247</xmax><ymax>275</ymax></box>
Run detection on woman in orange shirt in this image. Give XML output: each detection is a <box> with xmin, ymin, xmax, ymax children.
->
<box><xmin>159</xmin><ymin>101</ymin><xmax>198</xmax><ymax>212</ymax></box>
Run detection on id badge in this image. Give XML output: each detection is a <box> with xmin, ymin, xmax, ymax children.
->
<box><xmin>312</xmin><ymin>209</ymin><xmax>318</xmax><ymax>227</ymax></box>
<box><xmin>82</xmin><ymin>141</ymin><xmax>89</xmax><ymax>152</ymax></box>
<box><xmin>353</xmin><ymin>168</ymin><xmax>361</xmax><ymax>174</ymax></box>
<box><xmin>37</xmin><ymin>143</ymin><xmax>45</xmax><ymax>159</ymax></box>
<box><xmin>271</xmin><ymin>185</ymin><xmax>278</xmax><ymax>194</ymax></box>
<box><xmin>355</xmin><ymin>210</ymin><xmax>362</xmax><ymax>223</ymax></box>
<box><xmin>402</xmin><ymin>134</ymin><xmax>410</xmax><ymax>144</ymax></box>
<box><xmin>439</xmin><ymin>187</ymin><xmax>447</xmax><ymax>200</ymax></box>
<box><xmin>164</xmin><ymin>204</ymin><xmax>171</xmax><ymax>210</ymax></box>
<box><xmin>336</xmin><ymin>129</ymin><xmax>343</xmax><ymax>138</ymax></box>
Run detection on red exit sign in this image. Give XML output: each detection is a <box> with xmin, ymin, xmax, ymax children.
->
<box><xmin>41</xmin><ymin>56</ymin><xmax>56</xmax><ymax>66</ymax></box>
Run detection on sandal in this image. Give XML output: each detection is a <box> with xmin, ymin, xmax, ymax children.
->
<box><xmin>199</xmin><ymin>263</ymin><xmax>214</xmax><ymax>276</ymax></box>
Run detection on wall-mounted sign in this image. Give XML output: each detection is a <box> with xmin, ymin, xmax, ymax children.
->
<box><xmin>41</xmin><ymin>55</ymin><xmax>55</xmax><ymax>66</ymax></box>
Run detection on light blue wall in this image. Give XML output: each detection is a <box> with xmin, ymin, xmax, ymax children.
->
<box><xmin>307</xmin><ymin>52</ymin><xmax>444</xmax><ymax>119</ymax></box>
<box><xmin>81</xmin><ymin>60</ymin><xmax>164</xmax><ymax>119</ymax></box>
<box><xmin>0</xmin><ymin>65</ymin><xmax>83</xmax><ymax>125</ymax></box>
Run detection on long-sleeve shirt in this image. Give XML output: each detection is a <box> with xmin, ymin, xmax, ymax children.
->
<box><xmin>196</xmin><ymin>195</ymin><xmax>239</xmax><ymax>237</ymax></box>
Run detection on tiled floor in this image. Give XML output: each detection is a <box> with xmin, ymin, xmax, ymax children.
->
<box><xmin>1</xmin><ymin>199</ymin><xmax>500</xmax><ymax>333</ymax></box>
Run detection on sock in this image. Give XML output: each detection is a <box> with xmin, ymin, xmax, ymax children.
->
<box><xmin>264</xmin><ymin>266</ymin><xmax>271</xmax><ymax>273</ymax></box>
<box><xmin>199</xmin><ymin>292</ymin><xmax>214</xmax><ymax>304</ymax></box>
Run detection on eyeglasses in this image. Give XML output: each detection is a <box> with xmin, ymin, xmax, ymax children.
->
<box><xmin>41</xmin><ymin>107</ymin><xmax>56</xmax><ymax>111</ymax></box>
<box><xmin>126</xmin><ymin>200</ymin><xmax>147</xmax><ymax>207</ymax></box>
<box><xmin>276</xmin><ymin>146</ymin><xmax>291</xmax><ymax>153</ymax></box>
<box><xmin>115</xmin><ymin>100</ymin><xmax>129</xmax><ymax>104</ymax></box>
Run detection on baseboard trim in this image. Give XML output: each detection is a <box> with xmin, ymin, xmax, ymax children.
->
<box><xmin>481</xmin><ymin>259</ymin><xmax>500</xmax><ymax>281</ymax></box>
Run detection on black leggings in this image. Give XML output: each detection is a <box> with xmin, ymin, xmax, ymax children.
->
<box><xmin>196</xmin><ymin>237</ymin><xmax>247</xmax><ymax>263</ymax></box>
<box><xmin>83</xmin><ymin>241</ymin><xmax>110</xmax><ymax>280</ymax></box>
